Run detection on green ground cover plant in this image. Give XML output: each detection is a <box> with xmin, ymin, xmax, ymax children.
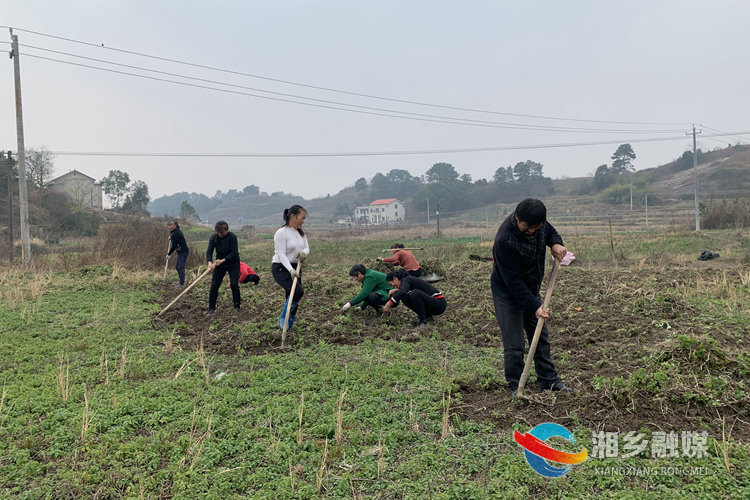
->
<box><xmin>1</xmin><ymin>229</ymin><xmax>749</xmax><ymax>498</ymax></box>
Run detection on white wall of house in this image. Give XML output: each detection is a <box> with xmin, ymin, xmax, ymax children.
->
<box><xmin>364</xmin><ymin>199</ymin><xmax>405</xmax><ymax>224</ymax></box>
<box><xmin>48</xmin><ymin>170</ymin><xmax>103</xmax><ymax>209</ymax></box>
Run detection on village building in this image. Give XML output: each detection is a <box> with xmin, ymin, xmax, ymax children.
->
<box><xmin>355</xmin><ymin>198</ymin><xmax>405</xmax><ymax>225</ymax></box>
<box><xmin>48</xmin><ymin>170</ymin><xmax>103</xmax><ymax>209</ymax></box>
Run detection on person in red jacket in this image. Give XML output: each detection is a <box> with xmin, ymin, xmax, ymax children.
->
<box><xmin>378</xmin><ymin>243</ymin><xmax>422</xmax><ymax>277</ymax></box>
<box><xmin>239</xmin><ymin>262</ymin><xmax>260</xmax><ymax>285</ymax></box>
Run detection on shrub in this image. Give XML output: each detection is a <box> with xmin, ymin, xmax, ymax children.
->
<box><xmin>702</xmin><ymin>199</ymin><xmax>750</xmax><ymax>229</ymax></box>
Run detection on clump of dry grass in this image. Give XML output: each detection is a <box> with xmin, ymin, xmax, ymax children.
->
<box><xmin>179</xmin><ymin>407</ymin><xmax>213</xmax><ymax>471</ymax></box>
<box><xmin>335</xmin><ymin>388</ymin><xmax>347</xmax><ymax>446</ymax></box>
<box><xmin>57</xmin><ymin>352</ymin><xmax>70</xmax><ymax>401</ymax></box>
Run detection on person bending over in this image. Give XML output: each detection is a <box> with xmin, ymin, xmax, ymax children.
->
<box><xmin>206</xmin><ymin>220</ymin><xmax>241</xmax><ymax>314</ymax></box>
<box><xmin>239</xmin><ymin>262</ymin><xmax>260</xmax><ymax>285</ymax></box>
<box><xmin>378</xmin><ymin>244</ymin><xmax>422</xmax><ymax>277</ymax></box>
<box><xmin>341</xmin><ymin>264</ymin><xmax>392</xmax><ymax>315</ymax></box>
<box><xmin>384</xmin><ymin>269</ymin><xmax>447</xmax><ymax>332</ymax></box>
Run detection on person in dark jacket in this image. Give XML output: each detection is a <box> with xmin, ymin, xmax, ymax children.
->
<box><xmin>491</xmin><ymin>198</ymin><xmax>574</xmax><ymax>397</ymax></box>
<box><xmin>206</xmin><ymin>220</ymin><xmax>241</xmax><ymax>315</ymax></box>
<box><xmin>166</xmin><ymin>220</ymin><xmax>189</xmax><ymax>287</ymax></box>
<box><xmin>384</xmin><ymin>269</ymin><xmax>447</xmax><ymax>333</ymax></box>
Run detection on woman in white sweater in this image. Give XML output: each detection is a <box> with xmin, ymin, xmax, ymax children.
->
<box><xmin>272</xmin><ymin>205</ymin><xmax>310</xmax><ymax>330</ymax></box>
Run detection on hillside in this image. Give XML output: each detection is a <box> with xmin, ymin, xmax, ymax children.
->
<box><xmin>161</xmin><ymin>145</ymin><xmax>750</xmax><ymax>228</ymax></box>
<box><xmin>202</xmin><ymin>186</ymin><xmax>368</xmax><ymax>227</ymax></box>
<box><xmin>553</xmin><ymin>144</ymin><xmax>750</xmax><ymax>199</ymax></box>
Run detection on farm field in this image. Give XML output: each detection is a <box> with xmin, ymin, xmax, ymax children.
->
<box><xmin>1</xmin><ymin>229</ymin><xmax>749</xmax><ymax>499</ymax></box>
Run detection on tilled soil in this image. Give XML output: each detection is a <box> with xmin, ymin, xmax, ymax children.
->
<box><xmin>153</xmin><ymin>262</ymin><xmax>750</xmax><ymax>440</ymax></box>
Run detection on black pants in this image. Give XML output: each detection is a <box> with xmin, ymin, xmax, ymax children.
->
<box><xmin>175</xmin><ymin>250</ymin><xmax>189</xmax><ymax>285</ymax></box>
<box><xmin>242</xmin><ymin>274</ymin><xmax>260</xmax><ymax>285</ymax></box>
<box><xmin>272</xmin><ymin>263</ymin><xmax>304</xmax><ymax>313</ymax></box>
<box><xmin>360</xmin><ymin>292</ymin><xmax>387</xmax><ymax>310</ymax></box>
<box><xmin>402</xmin><ymin>290</ymin><xmax>446</xmax><ymax>322</ymax></box>
<box><xmin>208</xmin><ymin>263</ymin><xmax>241</xmax><ymax>310</ymax></box>
<box><xmin>492</xmin><ymin>292</ymin><xmax>560</xmax><ymax>391</ymax></box>
<box><xmin>407</xmin><ymin>268</ymin><xmax>422</xmax><ymax>278</ymax></box>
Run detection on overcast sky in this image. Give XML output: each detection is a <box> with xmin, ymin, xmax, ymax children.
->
<box><xmin>2</xmin><ymin>1</ymin><xmax>749</xmax><ymax>201</ymax></box>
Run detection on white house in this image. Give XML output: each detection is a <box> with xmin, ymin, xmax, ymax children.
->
<box><xmin>48</xmin><ymin>170</ymin><xmax>103</xmax><ymax>209</ymax></box>
<box><xmin>355</xmin><ymin>198</ymin><xmax>405</xmax><ymax>225</ymax></box>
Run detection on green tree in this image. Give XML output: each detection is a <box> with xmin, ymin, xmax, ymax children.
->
<box><xmin>611</xmin><ymin>143</ymin><xmax>636</xmax><ymax>175</ymax></box>
<box><xmin>354</xmin><ymin>177</ymin><xmax>368</xmax><ymax>193</ymax></box>
<box><xmin>180</xmin><ymin>200</ymin><xmax>197</xmax><ymax>219</ymax></box>
<box><xmin>100</xmin><ymin>170</ymin><xmax>131</xmax><ymax>209</ymax></box>
<box><xmin>493</xmin><ymin>166</ymin><xmax>514</xmax><ymax>184</ymax></box>
<box><xmin>128</xmin><ymin>180</ymin><xmax>150</xmax><ymax>211</ymax></box>
<box><xmin>243</xmin><ymin>185</ymin><xmax>260</xmax><ymax>196</ymax></box>
<box><xmin>370</xmin><ymin>173</ymin><xmax>391</xmax><ymax>198</ymax></box>
<box><xmin>425</xmin><ymin>163</ymin><xmax>459</xmax><ymax>184</ymax></box>
<box><xmin>593</xmin><ymin>164</ymin><xmax>613</xmax><ymax>191</ymax></box>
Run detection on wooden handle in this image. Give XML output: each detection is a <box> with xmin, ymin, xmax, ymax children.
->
<box><xmin>158</xmin><ymin>267</ymin><xmax>212</xmax><ymax>317</ymax></box>
<box><xmin>381</xmin><ymin>247</ymin><xmax>424</xmax><ymax>253</ymax></box>
<box><xmin>517</xmin><ymin>259</ymin><xmax>560</xmax><ymax>397</ymax></box>
<box><xmin>163</xmin><ymin>238</ymin><xmax>171</xmax><ymax>280</ymax></box>
<box><xmin>281</xmin><ymin>260</ymin><xmax>303</xmax><ymax>347</ymax></box>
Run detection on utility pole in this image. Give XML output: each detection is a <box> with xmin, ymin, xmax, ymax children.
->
<box><xmin>3</xmin><ymin>151</ymin><xmax>13</xmax><ymax>262</ymax></box>
<box><xmin>426</xmin><ymin>196</ymin><xmax>430</xmax><ymax>223</ymax></box>
<box><xmin>485</xmin><ymin>208</ymin><xmax>489</xmax><ymax>228</ymax></box>
<box><xmin>645</xmin><ymin>193</ymin><xmax>648</xmax><ymax>229</ymax></box>
<box><xmin>687</xmin><ymin>124</ymin><xmax>702</xmax><ymax>231</ymax></box>
<box><xmin>10</xmin><ymin>30</ymin><xmax>31</xmax><ymax>265</ymax></box>
<box><xmin>436</xmin><ymin>203</ymin><xmax>440</xmax><ymax>238</ymax></box>
<box><xmin>629</xmin><ymin>168</ymin><xmax>634</xmax><ymax>211</ymax></box>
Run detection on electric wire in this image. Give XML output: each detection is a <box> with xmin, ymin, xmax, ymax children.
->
<box><xmin>45</xmin><ymin>131</ymin><xmax>750</xmax><ymax>158</ymax></box>
<box><xmin>701</xmin><ymin>126</ymin><xmax>749</xmax><ymax>145</ymax></box>
<box><xmin>21</xmin><ymin>51</ymin><xmax>689</xmax><ymax>134</ymax></box>
<box><xmin>1</xmin><ymin>25</ymin><xmax>693</xmax><ymax>127</ymax></box>
<box><xmin>16</xmin><ymin>43</ymin><xmax>687</xmax><ymax>134</ymax></box>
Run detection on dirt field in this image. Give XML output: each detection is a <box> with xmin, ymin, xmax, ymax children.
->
<box><xmin>154</xmin><ymin>261</ymin><xmax>750</xmax><ymax>442</ymax></box>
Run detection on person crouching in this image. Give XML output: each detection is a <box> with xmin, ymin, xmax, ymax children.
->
<box><xmin>384</xmin><ymin>269</ymin><xmax>447</xmax><ymax>331</ymax></box>
<box><xmin>341</xmin><ymin>264</ymin><xmax>392</xmax><ymax>315</ymax></box>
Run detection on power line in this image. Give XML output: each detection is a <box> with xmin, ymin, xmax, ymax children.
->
<box><xmin>45</xmin><ymin>131</ymin><xmax>750</xmax><ymax>158</ymax></box>
<box><xmin>701</xmin><ymin>125</ymin><xmax>749</xmax><ymax>145</ymax></box>
<box><xmin>22</xmin><ymin>51</ymin><xmax>690</xmax><ymax>134</ymax></box>
<box><xmin>17</xmin><ymin>43</ymin><xmax>687</xmax><ymax>134</ymax></box>
<box><xmin>2</xmin><ymin>25</ymin><xmax>693</xmax><ymax>127</ymax></box>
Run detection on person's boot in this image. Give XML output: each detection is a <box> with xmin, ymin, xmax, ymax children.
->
<box><xmin>279</xmin><ymin>300</ymin><xmax>298</xmax><ymax>329</ymax></box>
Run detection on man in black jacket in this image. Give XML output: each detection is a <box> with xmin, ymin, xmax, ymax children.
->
<box><xmin>206</xmin><ymin>220</ymin><xmax>241</xmax><ymax>314</ymax></box>
<box><xmin>492</xmin><ymin>199</ymin><xmax>575</xmax><ymax>397</ymax></box>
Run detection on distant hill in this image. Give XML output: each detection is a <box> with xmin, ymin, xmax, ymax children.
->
<box><xmin>553</xmin><ymin>144</ymin><xmax>750</xmax><ymax>199</ymax></box>
<box><xmin>202</xmin><ymin>186</ymin><xmax>369</xmax><ymax>227</ymax></box>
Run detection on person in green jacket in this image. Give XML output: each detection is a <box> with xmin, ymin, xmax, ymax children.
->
<box><xmin>341</xmin><ymin>264</ymin><xmax>392</xmax><ymax>314</ymax></box>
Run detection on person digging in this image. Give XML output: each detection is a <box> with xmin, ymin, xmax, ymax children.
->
<box><xmin>491</xmin><ymin>198</ymin><xmax>576</xmax><ymax>398</ymax></box>
<box><xmin>206</xmin><ymin>220</ymin><xmax>242</xmax><ymax>315</ymax></box>
<box><xmin>384</xmin><ymin>268</ymin><xmax>447</xmax><ymax>339</ymax></box>
<box><xmin>341</xmin><ymin>264</ymin><xmax>392</xmax><ymax>315</ymax></box>
<box><xmin>239</xmin><ymin>262</ymin><xmax>260</xmax><ymax>286</ymax></box>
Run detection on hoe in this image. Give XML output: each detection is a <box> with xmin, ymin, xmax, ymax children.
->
<box><xmin>516</xmin><ymin>259</ymin><xmax>560</xmax><ymax>401</ymax></box>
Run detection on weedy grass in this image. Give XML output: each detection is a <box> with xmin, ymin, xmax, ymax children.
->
<box><xmin>0</xmin><ymin>230</ymin><xmax>749</xmax><ymax>498</ymax></box>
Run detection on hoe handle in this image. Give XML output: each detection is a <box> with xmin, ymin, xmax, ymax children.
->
<box><xmin>517</xmin><ymin>259</ymin><xmax>560</xmax><ymax>397</ymax></box>
<box><xmin>163</xmin><ymin>237</ymin><xmax>171</xmax><ymax>280</ymax></box>
<box><xmin>381</xmin><ymin>247</ymin><xmax>424</xmax><ymax>253</ymax></box>
<box><xmin>158</xmin><ymin>267</ymin><xmax>211</xmax><ymax>317</ymax></box>
<box><xmin>281</xmin><ymin>260</ymin><xmax>303</xmax><ymax>348</ymax></box>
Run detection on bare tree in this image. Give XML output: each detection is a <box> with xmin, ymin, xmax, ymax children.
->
<box><xmin>25</xmin><ymin>147</ymin><xmax>56</xmax><ymax>193</ymax></box>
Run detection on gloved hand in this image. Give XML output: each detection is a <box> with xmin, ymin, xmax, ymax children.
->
<box><xmin>342</xmin><ymin>302</ymin><xmax>351</xmax><ymax>312</ymax></box>
<box><xmin>166</xmin><ymin>254</ymin><xmax>172</xmax><ymax>260</ymax></box>
<box><xmin>289</xmin><ymin>269</ymin><xmax>299</xmax><ymax>280</ymax></box>
<box><xmin>297</xmin><ymin>251</ymin><xmax>308</xmax><ymax>262</ymax></box>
